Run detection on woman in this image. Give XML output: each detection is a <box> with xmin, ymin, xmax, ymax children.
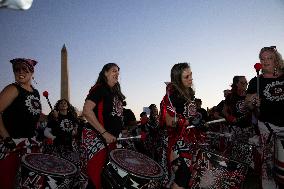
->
<box><xmin>81</xmin><ymin>63</ymin><xmax>125</xmax><ymax>189</ymax></box>
<box><xmin>223</xmin><ymin>75</ymin><xmax>253</xmax><ymax>142</ymax></box>
<box><xmin>159</xmin><ymin>63</ymin><xmax>205</xmax><ymax>189</ymax></box>
<box><xmin>246</xmin><ymin>46</ymin><xmax>284</xmax><ymax>189</ymax></box>
<box><xmin>0</xmin><ymin>58</ymin><xmax>42</xmax><ymax>189</ymax></box>
<box><xmin>44</xmin><ymin>99</ymin><xmax>79</xmax><ymax>154</ymax></box>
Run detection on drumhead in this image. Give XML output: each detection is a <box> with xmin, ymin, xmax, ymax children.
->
<box><xmin>21</xmin><ymin>153</ymin><xmax>77</xmax><ymax>177</ymax></box>
<box><xmin>109</xmin><ymin>149</ymin><xmax>163</xmax><ymax>179</ymax></box>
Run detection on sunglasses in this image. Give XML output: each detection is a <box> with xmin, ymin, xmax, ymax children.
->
<box><xmin>261</xmin><ymin>46</ymin><xmax>277</xmax><ymax>52</ymax></box>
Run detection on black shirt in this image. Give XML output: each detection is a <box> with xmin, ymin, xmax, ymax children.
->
<box><xmin>2</xmin><ymin>83</ymin><xmax>41</xmax><ymax>138</ymax></box>
<box><xmin>86</xmin><ymin>84</ymin><xmax>123</xmax><ymax>137</ymax></box>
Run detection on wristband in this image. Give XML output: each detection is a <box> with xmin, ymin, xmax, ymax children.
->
<box><xmin>101</xmin><ymin>130</ymin><xmax>107</xmax><ymax>135</ymax></box>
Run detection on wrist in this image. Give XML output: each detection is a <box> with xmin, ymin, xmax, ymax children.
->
<box><xmin>101</xmin><ymin>130</ymin><xmax>107</xmax><ymax>135</ymax></box>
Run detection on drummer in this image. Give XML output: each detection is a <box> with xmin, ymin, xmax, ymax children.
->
<box><xmin>159</xmin><ymin>62</ymin><xmax>205</xmax><ymax>189</ymax></box>
<box><xmin>245</xmin><ymin>46</ymin><xmax>284</xmax><ymax>189</ymax></box>
<box><xmin>0</xmin><ymin>58</ymin><xmax>42</xmax><ymax>189</ymax></box>
<box><xmin>81</xmin><ymin>63</ymin><xmax>125</xmax><ymax>189</ymax></box>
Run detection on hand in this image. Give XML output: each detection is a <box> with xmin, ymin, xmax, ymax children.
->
<box><xmin>4</xmin><ymin>137</ymin><xmax>16</xmax><ymax>150</ymax></box>
<box><xmin>226</xmin><ymin>115</ymin><xmax>236</xmax><ymax>124</ymax></box>
<box><xmin>102</xmin><ymin>132</ymin><xmax>116</xmax><ymax>144</ymax></box>
<box><xmin>52</xmin><ymin>110</ymin><xmax>59</xmax><ymax>119</ymax></box>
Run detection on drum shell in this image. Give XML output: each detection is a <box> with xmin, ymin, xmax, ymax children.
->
<box><xmin>19</xmin><ymin>153</ymin><xmax>78</xmax><ymax>189</ymax></box>
<box><xmin>102</xmin><ymin>149</ymin><xmax>164</xmax><ymax>189</ymax></box>
<box><xmin>274</xmin><ymin>132</ymin><xmax>284</xmax><ymax>184</ymax></box>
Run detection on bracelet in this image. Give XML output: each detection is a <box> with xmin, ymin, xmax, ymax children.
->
<box><xmin>101</xmin><ymin>130</ymin><xmax>107</xmax><ymax>135</ymax></box>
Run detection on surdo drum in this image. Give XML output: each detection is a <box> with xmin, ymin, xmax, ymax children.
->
<box><xmin>274</xmin><ymin>132</ymin><xmax>284</xmax><ymax>184</ymax></box>
<box><xmin>102</xmin><ymin>149</ymin><xmax>164</xmax><ymax>189</ymax></box>
<box><xmin>19</xmin><ymin>153</ymin><xmax>78</xmax><ymax>189</ymax></box>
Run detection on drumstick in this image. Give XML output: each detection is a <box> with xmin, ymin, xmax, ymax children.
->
<box><xmin>42</xmin><ymin>90</ymin><xmax>53</xmax><ymax>110</ymax></box>
<box><xmin>186</xmin><ymin>118</ymin><xmax>226</xmax><ymax>129</ymax></box>
<box><xmin>205</xmin><ymin>118</ymin><xmax>226</xmax><ymax>125</ymax></box>
<box><xmin>117</xmin><ymin>131</ymin><xmax>146</xmax><ymax>141</ymax></box>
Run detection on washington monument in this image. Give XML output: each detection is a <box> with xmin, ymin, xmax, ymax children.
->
<box><xmin>61</xmin><ymin>44</ymin><xmax>70</xmax><ymax>101</ymax></box>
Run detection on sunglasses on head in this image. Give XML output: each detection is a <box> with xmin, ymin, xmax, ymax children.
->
<box><xmin>261</xmin><ymin>46</ymin><xmax>277</xmax><ymax>52</ymax></box>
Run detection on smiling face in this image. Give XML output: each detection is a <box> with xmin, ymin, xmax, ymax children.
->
<box><xmin>181</xmin><ymin>68</ymin><xmax>193</xmax><ymax>88</ymax></box>
<box><xmin>13</xmin><ymin>62</ymin><xmax>33</xmax><ymax>85</ymax></box>
<box><xmin>105</xmin><ymin>65</ymin><xmax>119</xmax><ymax>87</ymax></box>
<box><xmin>260</xmin><ymin>50</ymin><xmax>277</xmax><ymax>75</ymax></box>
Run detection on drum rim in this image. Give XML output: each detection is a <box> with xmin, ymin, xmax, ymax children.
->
<box><xmin>109</xmin><ymin>149</ymin><xmax>164</xmax><ymax>179</ymax></box>
<box><xmin>21</xmin><ymin>153</ymin><xmax>78</xmax><ymax>177</ymax></box>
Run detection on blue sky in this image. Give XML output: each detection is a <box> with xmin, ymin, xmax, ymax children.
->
<box><xmin>1</xmin><ymin>0</ymin><xmax>284</xmax><ymax>118</ymax></box>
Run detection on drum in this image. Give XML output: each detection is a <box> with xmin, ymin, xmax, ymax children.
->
<box><xmin>274</xmin><ymin>132</ymin><xmax>284</xmax><ymax>184</ymax></box>
<box><xmin>191</xmin><ymin>149</ymin><xmax>248</xmax><ymax>189</ymax></box>
<box><xmin>228</xmin><ymin>141</ymin><xmax>258</xmax><ymax>170</ymax></box>
<box><xmin>19</xmin><ymin>153</ymin><xmax>78</xmax><ymax>189</ymax></box>
<box><xmin>206</xmin><ymin>131</ymin><xmax>232</xmax><ymax>153</ymax></box>
<box><xmin>102</xmin><ymin>149</ymin><xmax>164</xmax><ymax>189</ymax></box>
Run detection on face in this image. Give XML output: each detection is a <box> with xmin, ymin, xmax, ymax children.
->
<box><xmin>237</xmin><ymin>77</ymin><xmax>247</xmax><ymax>91</ymax></box>
<box><xmin>13</xmin><ymin>63</ymin><xmax>33</xmax><ymax>85</ymax></box>
<box><xmin>151</xmin><ymin>105</ymin><xmax>158</xmax><ymax>115</ymax></box>
<box><xmin>181</xmin><ymin>68</ymin><xmax>193</xmax><ymax>88</ymax></box>
<box><xmin>105</xmin><ymin>66</ymin><xmax>119</xmax><ymax>87</ymax></box>
<box><xmin>260</xmin><ymin>51</ymin><xmax>277</xmax><ymax>74</ymax></box>
<box><xmin>58</xmin><ymin>100</ymin><xmax>68</xmax><ymax>111</ymax></box>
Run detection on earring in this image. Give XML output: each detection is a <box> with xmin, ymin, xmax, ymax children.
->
<box><xmin>273</xmin><ymin>67</ymin><xmax>277</xmax><ymax>76</ymax></box>
<box><xmin>32</xmin><ymin>76</ymin><xmax>38</xmax><ymax>84</ymax></box>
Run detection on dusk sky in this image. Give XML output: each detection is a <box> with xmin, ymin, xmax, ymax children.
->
<box><xmin>1</xmin><ymin>0</ymin><xmax>284</xmax><ymax>118</ymax></box>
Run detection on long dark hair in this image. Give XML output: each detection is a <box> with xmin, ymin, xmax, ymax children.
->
<box><xmin>170</xmin><ymin>62</ymin><xmax>195</xmax><ymax>101</ymax></box>
<box><xmin>231</xmin><ymin>76</ymin><xmax>245</xmax><ymax>94</ymax></box>
<box><xmin>95</xmin><ymin>63</ymin><xmax>125</xmax><ymax>101</ymax></box>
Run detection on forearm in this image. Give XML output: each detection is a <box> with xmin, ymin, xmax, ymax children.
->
<box><xmin>0</xmin><ymin>114</ymin><xmax>9</xmax><ymax>139</ymax></box>
<box><xmin>83</xmin><ymin>110</ymin><xmax>106</xmax><ymax>134</ymax></box>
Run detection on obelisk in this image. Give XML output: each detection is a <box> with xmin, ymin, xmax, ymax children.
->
<box><xmin>61</xmin><ymin>44</ymin><xmax>70</xmax><ymax>101</ymax></box>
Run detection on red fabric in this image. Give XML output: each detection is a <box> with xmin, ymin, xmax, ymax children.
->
<box><xmin>0</xmin><ymin>153</ymin><xmax>21</xmax><ymax>189</ymax></box>
<box><xmin>87</xmin><ymin>143</ymin><xmax>116</xmax><ymax>189</ymax></box>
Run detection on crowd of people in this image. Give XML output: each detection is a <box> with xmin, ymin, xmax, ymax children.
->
<box><xmin>0</xmin><ymin>45</ymin><xmax>283</xmax><ymax>189</ymax></box>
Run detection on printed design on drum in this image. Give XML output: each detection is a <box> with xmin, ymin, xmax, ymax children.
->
<box><xmin>25</xmin><ymin>95</ymin><xmax>41</xmax><ymax>115</ymax></box>
<box><xmin>21</xmin><ymin>171</ymin><xmax>42</xmax><ymax>189</ymax></box>
<box><xmin>191</xmin><ymin>151</ymin><xmax>247</xmax><ymax>189</ymax></box>
<box><xmin>263</xmin><ymin>80</ymin><xmax>284</xmax><ymax>101</ymax></box>
<box><xmin>110</xmin><ymin>149</ymin><xmax>163</xmax><ymax>178</ymax></box>
<box><xmin>83</xmin><ymin>128</ymin><xmax>105</xmax><ymax>160</ymax></box>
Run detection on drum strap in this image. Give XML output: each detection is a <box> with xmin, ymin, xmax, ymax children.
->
<box><xmin>264</xmin><ymin>122</ymin><xmax>274</xmax><ymax>144</ymax></box>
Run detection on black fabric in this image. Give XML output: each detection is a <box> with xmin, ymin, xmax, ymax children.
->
<box><xmin>173</xmin><ymin>158</ymin><xmax>191</xmax><ymax>189</ymax></box>
<box><xmin>247</xmin><ymin>75</ymin><xmax>284</xmax><ymax>126</ymax></box>
<box><xmin>2</xmin><ymin>83</ymin><xmax>41</xmax><ymax>138</ymax></box>
<box><xmin>224</xmin><ymin>93</ymin><xmax>251</xmax><ymax>128</ymax></box>
<box><xmin>86</xmin><ymin>84</ymin><xmax>123</xmax><ymax>137</ymax></box>
<box><xmin>47</xmin><ymin>114</ymin><xmax>78</xmax><ymax>148</ymax></box>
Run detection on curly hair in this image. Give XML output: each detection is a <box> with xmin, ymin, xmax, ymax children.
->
<box><xmin>54</xmin><ymin>99</ymin><xmax>77</xmax><ymax>118</ymax></box>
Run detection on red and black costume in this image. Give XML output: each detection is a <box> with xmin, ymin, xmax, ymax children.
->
<box><xmin>80</xmin><ymin>83</ymin><xmax>123</xmax><ymax>189</ymax></box>
<box><xmin>159</xmin><ymin>83</ymin><xmax>205</xmax><ymax>188</ymax></box>
<box><xmin>0</xmin><ymin>83</ymin><xmax>41</xmax><ymax>189</ymax></box>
